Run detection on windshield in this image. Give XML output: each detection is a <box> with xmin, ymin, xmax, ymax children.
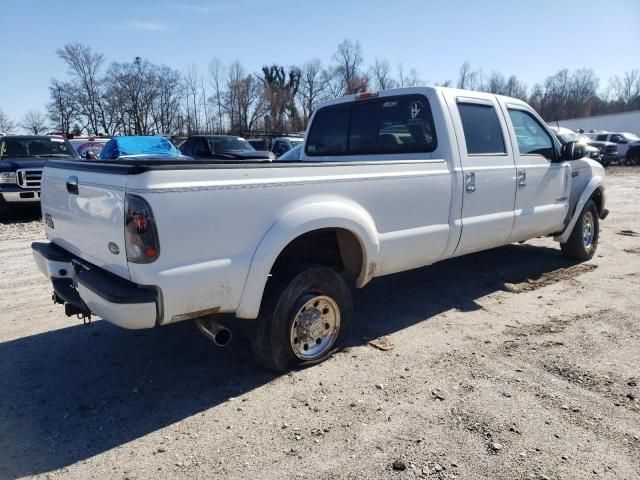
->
<box><xmin>0</xmin><ymin>137</ymin><xmax>77</xmax><ymax>158</ymax></box>
<box><xmin>290</xmin><ymin>140</ymin><xmax>303</xmax><ymax>147</ymax></box>
<box><xmin>277</xmin><ymin>143</ymin><xmax>302</xmax><ymax>161</ymax></box>
<box><xmin>211</xmin><ymin>137</ymin><xmax>254</xmax><ymax>152</ymax></box>
<box><xmin>622</xmin><ymin>132</ymin><xmax>640</xmax><ymax>142</ymax></box>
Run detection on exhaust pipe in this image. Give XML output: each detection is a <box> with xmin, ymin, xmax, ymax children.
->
<box><xmin>195</xmin><ymin>316</ymin><xmax>232</xmax><ymax>347</ymax></box>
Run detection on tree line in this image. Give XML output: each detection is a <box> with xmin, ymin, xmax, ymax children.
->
<box><xmin>1</xmin><ymin>40</ymin><xmax>639</xmax><ymax>137</ymax></box>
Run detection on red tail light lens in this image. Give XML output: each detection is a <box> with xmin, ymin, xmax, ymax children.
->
<box><xmin>125</xmin><ymin>194</ymin><xmax>159</xmax><ymax>263</ymax></box>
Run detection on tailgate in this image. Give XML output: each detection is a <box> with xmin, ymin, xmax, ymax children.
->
<box><xmin>41</xmin><ymin>162</ymin><xmax>130</xmax><ymax>279</ymax></box>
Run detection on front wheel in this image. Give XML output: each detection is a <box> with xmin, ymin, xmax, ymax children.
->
<box><xmin>250</xmin><ymin>266</ymin><xmax>353</xmax><ymax>372</ymax></box>
<box><xmin>561</xmin><ymin>199</ymin><xmax>599</xmax><ymax>260</ymax></box>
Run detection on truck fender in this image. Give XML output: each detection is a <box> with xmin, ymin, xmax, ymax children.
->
<box><xmin>554</xmin><ymin>176</ymin><xmax>605</xmax><ymax>244</ymax></box>
<box><xmin>235</xmin><ymin>200</ymin><xmax>380</xmax><ymax>319</ymax></box>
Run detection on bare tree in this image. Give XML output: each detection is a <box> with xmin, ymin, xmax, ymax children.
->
<box><xmin>183</xmin><ymin>64</ymin><xmax>201</xmax><ymax>134</ymax></box>
<box><xmin>370</xmin><ymin>59</ymin><xmax>396</xmax><ymax>90</ymax></box>
<box><xmin>457</xmin><ymin>61</ymin><xmax>481</xmax><ymax>90</ymax></box>
<box><xmin>333</xmin><ymin>39</ymin><xmax>368</xmax><ymax>94</ymax></box>
<box><xmin>396</xmin><ymin>63</ymin><xmax>422</xmax><ymax>87</ymax></box>
<box><xmin>298</xmin><ymin>59</ymin><xmax>330</xmax><ymax>124</ymax></box>
<box><xmin>261</xmin><ymin>64</ymin><xmax>302</xmax><ymax>133</ymax></box>
<box><xmin>48</xmin><ymin>79</ymin><xmax>77</xmax><ymax>134</ymax></box>
<box><xmin>20</xmin><ymin>111</ymin><xmax>48</xmax><ymax>134</ymax></box>
<box><xmin>226</xmin><ymin>61</ymin><xmax>266</xmax><ymax>134</ymax></box>
<box><xmin>56</xmin><ymin>43</ymin><xmax>108</xmax><ymax>134</ymax></box>
<box><xmin>208</xmin><ymin>58</ymin><xmax>226</xmax><ymax>133</ymax></box>
<box><xmin>609</xmin><ymin>70</ymin><xmax>640</xmax><ymax>110</ymax></box>
<box><xmin>0</xmin><ymin>108</ymin><xmax>17</xmax><ymax>134</ymax></box>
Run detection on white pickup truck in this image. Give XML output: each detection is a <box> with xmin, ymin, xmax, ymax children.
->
<box><xmin>33</xmin><ymin>87</ymin><xmax>608</xmax><ymax>371</ymax></box>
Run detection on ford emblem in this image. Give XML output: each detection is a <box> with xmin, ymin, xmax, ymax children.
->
<box><xmin>108</xmin><ymin>242</ymin><xmax>120</xmax><ymax>255</ymax></box>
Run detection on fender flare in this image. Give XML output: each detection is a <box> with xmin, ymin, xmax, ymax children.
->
<box><xmin>235</xmin><ymin>200</ymin><xmax>380</xmax><ymax>319</ymax></box>
<box><xmin>554</xmin><ymin>176</ymin><xmax>605</xmax><ymax>244</ymax></box>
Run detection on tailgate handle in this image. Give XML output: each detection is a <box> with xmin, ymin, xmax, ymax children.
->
<box><xmin>66</xmin><ymin>176</ymin><xmax>79</xmax><ymax>195</ymax></box>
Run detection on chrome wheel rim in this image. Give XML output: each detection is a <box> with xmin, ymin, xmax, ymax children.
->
<box><xmin>583</xmin><ymin>211</ymin><xmax>595</xmax><ymax>248</ymax></box>
<box><xmin>289</xmin><ymin>295</ymin><xmax>341</xmax><ymax>361</ymax></box>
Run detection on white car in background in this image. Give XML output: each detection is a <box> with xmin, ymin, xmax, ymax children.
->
<box><xmin>584</xmin><ymin>131</ymin><xmax>640</xmax><ymax>164</ymax></box>
<box><xmin>271</xmin><ymin>136</ymin><xmax>304</xmax><ymax>157</ymax></box>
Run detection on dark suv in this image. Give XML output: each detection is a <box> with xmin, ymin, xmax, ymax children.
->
<box><xmin>0</xmin><ymin>135</ymin><xmax>79</xmax><ymax>215</ymax></box>
<box><xmin>179</xmin><ymin>135</ymin><xmax>274</xmax><ymax>161</ymax></box>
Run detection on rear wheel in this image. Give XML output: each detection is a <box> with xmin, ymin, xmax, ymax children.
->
<box><xmin>627</xmin><ymin>149</ymin><xmax>640</xmax><ymax>166</ymax></box>
<box><xmin>250</xmin><ymin>266</ymin><xmax>353</xmax><ymax>372</ymax></box>
<box><xmin>561</xmin><ymin>199</ymin><xmax>599</xmax><ymax>260</ymax></box>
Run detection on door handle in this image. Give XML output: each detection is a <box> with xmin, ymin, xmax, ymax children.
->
<box><xmin>517</xmin><ymin>169</ymin><xmax>527</xmax><ymax>187</ymax></box>
<box><xmin>66</xmin><ymin>176</ymin><xmax>79</xmax><ymax>195</ymax></box>
<box><xmin>465</xmin><ymin>172</ymin><xmax>476</xmax><ymax>192</ymax></box>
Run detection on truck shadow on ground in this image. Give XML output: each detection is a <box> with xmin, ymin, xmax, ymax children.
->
<box><xmin>0</xmin><ymin>243</ymin><xmax>578</xmax><ymax>478</ymax></box>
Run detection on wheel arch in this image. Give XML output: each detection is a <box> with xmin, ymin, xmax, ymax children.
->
<box><xmin>554</xmin><ymin>176</ymin><xmax>605</xmax><ymax>244</ymax></box>
<box><xmin>235</xmin><ymin>201</ymin><xmax>380</xmax><ymax>319</ymax></box>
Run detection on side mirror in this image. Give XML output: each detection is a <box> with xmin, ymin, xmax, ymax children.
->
<box><xmin>560</xmin><ymin>141</ymin><xmax>586</xmax><ymax>161</ymax></box>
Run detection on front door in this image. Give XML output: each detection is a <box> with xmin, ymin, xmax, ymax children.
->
<box><xmin>501</xmin><ymin>104</ymin><xmax>570</xmax><ymax>242</ymax></box>
<box><xmin>448</xmin><ymin>96</ymin><xmax>517</xmax><ymax>256</ymax></box>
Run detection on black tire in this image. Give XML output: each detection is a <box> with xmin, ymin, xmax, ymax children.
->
<box><xmin>251</xmin><ymin>265</ymin><xmax>353</xmax><ymax>372</ymax></box>
<box><xmin>0</xmin><ymin>205</ymin><xmax>11</xmax><ymax>221</ymax></box>
<box><xmin>561</xmin><ymin>199</ymin><xmax>599</xmax><ymax>260</ymax></box>
<box><xmin>627</xmin><ymin>148</ymin><xmax>640</xmax><ymax>166</ymax></box>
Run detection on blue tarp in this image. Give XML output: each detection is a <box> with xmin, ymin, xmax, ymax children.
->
<box><xmin>100</xmin><ymin>136</ymin><xmax>181</xmax><ymax>160</ymax></box>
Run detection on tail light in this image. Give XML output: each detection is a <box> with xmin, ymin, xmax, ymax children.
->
<box><xmin>124</xmin><ymin>194</ymin><xmax>160</xmax><ymax>263</ymax></box>
<box><xmin>355</xmin><ymin>92</ymin><xmax>378</xmax><ymax>100</ymax></box>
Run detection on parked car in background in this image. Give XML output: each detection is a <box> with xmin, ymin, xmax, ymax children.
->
<box><xmin>100</xmin><ymin>136</ymin><xmax>188</xmax><ymax>160</ymax></box>
<box><xmin>180</xmin><ymin>135</ymin><xmax>274</xmax><ymax>161</ymax></box>
<box><xmin>277</xmin><ymin>143</ymin><xmax>302</xmax><ymax>161</ymax></box>
<box><xmin>0</xmin><ymin>135</ymin><xmax>79</xmax><ymax>215</ymax></box>
<box><xmin>69</xmin><ymin>137</ymin><xmax>110</xmax><ymax>160</ymax></box>
<box><xmin>271</xmin><ymin>136</ymin><xmax>303</xmax><ymax>157</ymax></box>
<box><xmin>548</xmin><ymin>126</ymin><xmax>604</xmax><ymax>164</ymax></box>
<box><xmin>584</xmin><ymin>131</ymin><xmax>640</xmax><ymax>164</ymax></box>
<box><xmin>247</xmin><ymin>138</ymin><xmax>269</xmax><ymax>151</ymax></box>
<box><xmin>33</xmin><ymin>86</ymin><xmax>607</xmax><ymax>371</ymax></box>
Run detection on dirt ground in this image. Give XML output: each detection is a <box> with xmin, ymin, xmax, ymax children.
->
<box><xmin>0</xmin><ymin>167</ymin><xmax>639</xmax><ymax>480</ymax></box>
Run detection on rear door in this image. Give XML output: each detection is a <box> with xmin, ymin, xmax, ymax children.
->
<box><xmin>447</xmin><ymin>95</ymin><xmax>517</xmax><ymax>255</ymax></box>
<box><xmin>501</xmin><ymin>103</ymin><xmax>570</xmax><ymax>241</ymax></box>
<box><xmin>41</xmin><ymin>162</ymin><xmax>130</xmax><ymax>279</ymax></box>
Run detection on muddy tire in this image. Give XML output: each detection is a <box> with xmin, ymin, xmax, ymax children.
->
<box><xmin>250</xmin><ymin>266</ymin><xmax>353</xmax><ymax>372</ymax></box>
<box><xmin>561</xmin><ymin>199</ymin><xmax>599</xmax><ymax>260</ymax></box>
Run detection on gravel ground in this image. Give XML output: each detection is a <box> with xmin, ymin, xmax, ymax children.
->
<box><xmin>0</xmin><ymin>168</ymin><xmax>639</xmax><ymax>480</ymax></box>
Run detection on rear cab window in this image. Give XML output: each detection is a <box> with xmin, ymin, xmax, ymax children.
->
<box><xmin>306</xmin><ymin>94</ymin><xmax>437</xmax><ymax>158</ymax></box>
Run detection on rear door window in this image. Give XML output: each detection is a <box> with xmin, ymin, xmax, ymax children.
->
<box><xmin>457</xmin><ymin>103</ymin><xmax>506</xmax><ymax>155</ymax></box>
<box><xmin>306</xmin><ymin>95</ymin><xmax>437</xmax><ymax>157</ymax></box>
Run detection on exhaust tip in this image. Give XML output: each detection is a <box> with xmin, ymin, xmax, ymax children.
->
<box><xmin>213</xmin><ymin>328</ymin><xmax>232</xmax><ymax>347</ymax></box>
<box><xmin>195</xmin><ymin>317</ymin><xmax>232</xmax><ymax>347</ymax></box>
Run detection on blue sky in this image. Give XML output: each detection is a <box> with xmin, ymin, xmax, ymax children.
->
<box><xmin>1</xmin><ymin>0</ymin><xmax>638</xmax><ymax>122</ymax></box>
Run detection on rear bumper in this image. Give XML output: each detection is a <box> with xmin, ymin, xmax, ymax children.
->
<box><xmin>32</xmin><ymin>241</ymin><xmax>158</xmax><ymax>329</ymax></box>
